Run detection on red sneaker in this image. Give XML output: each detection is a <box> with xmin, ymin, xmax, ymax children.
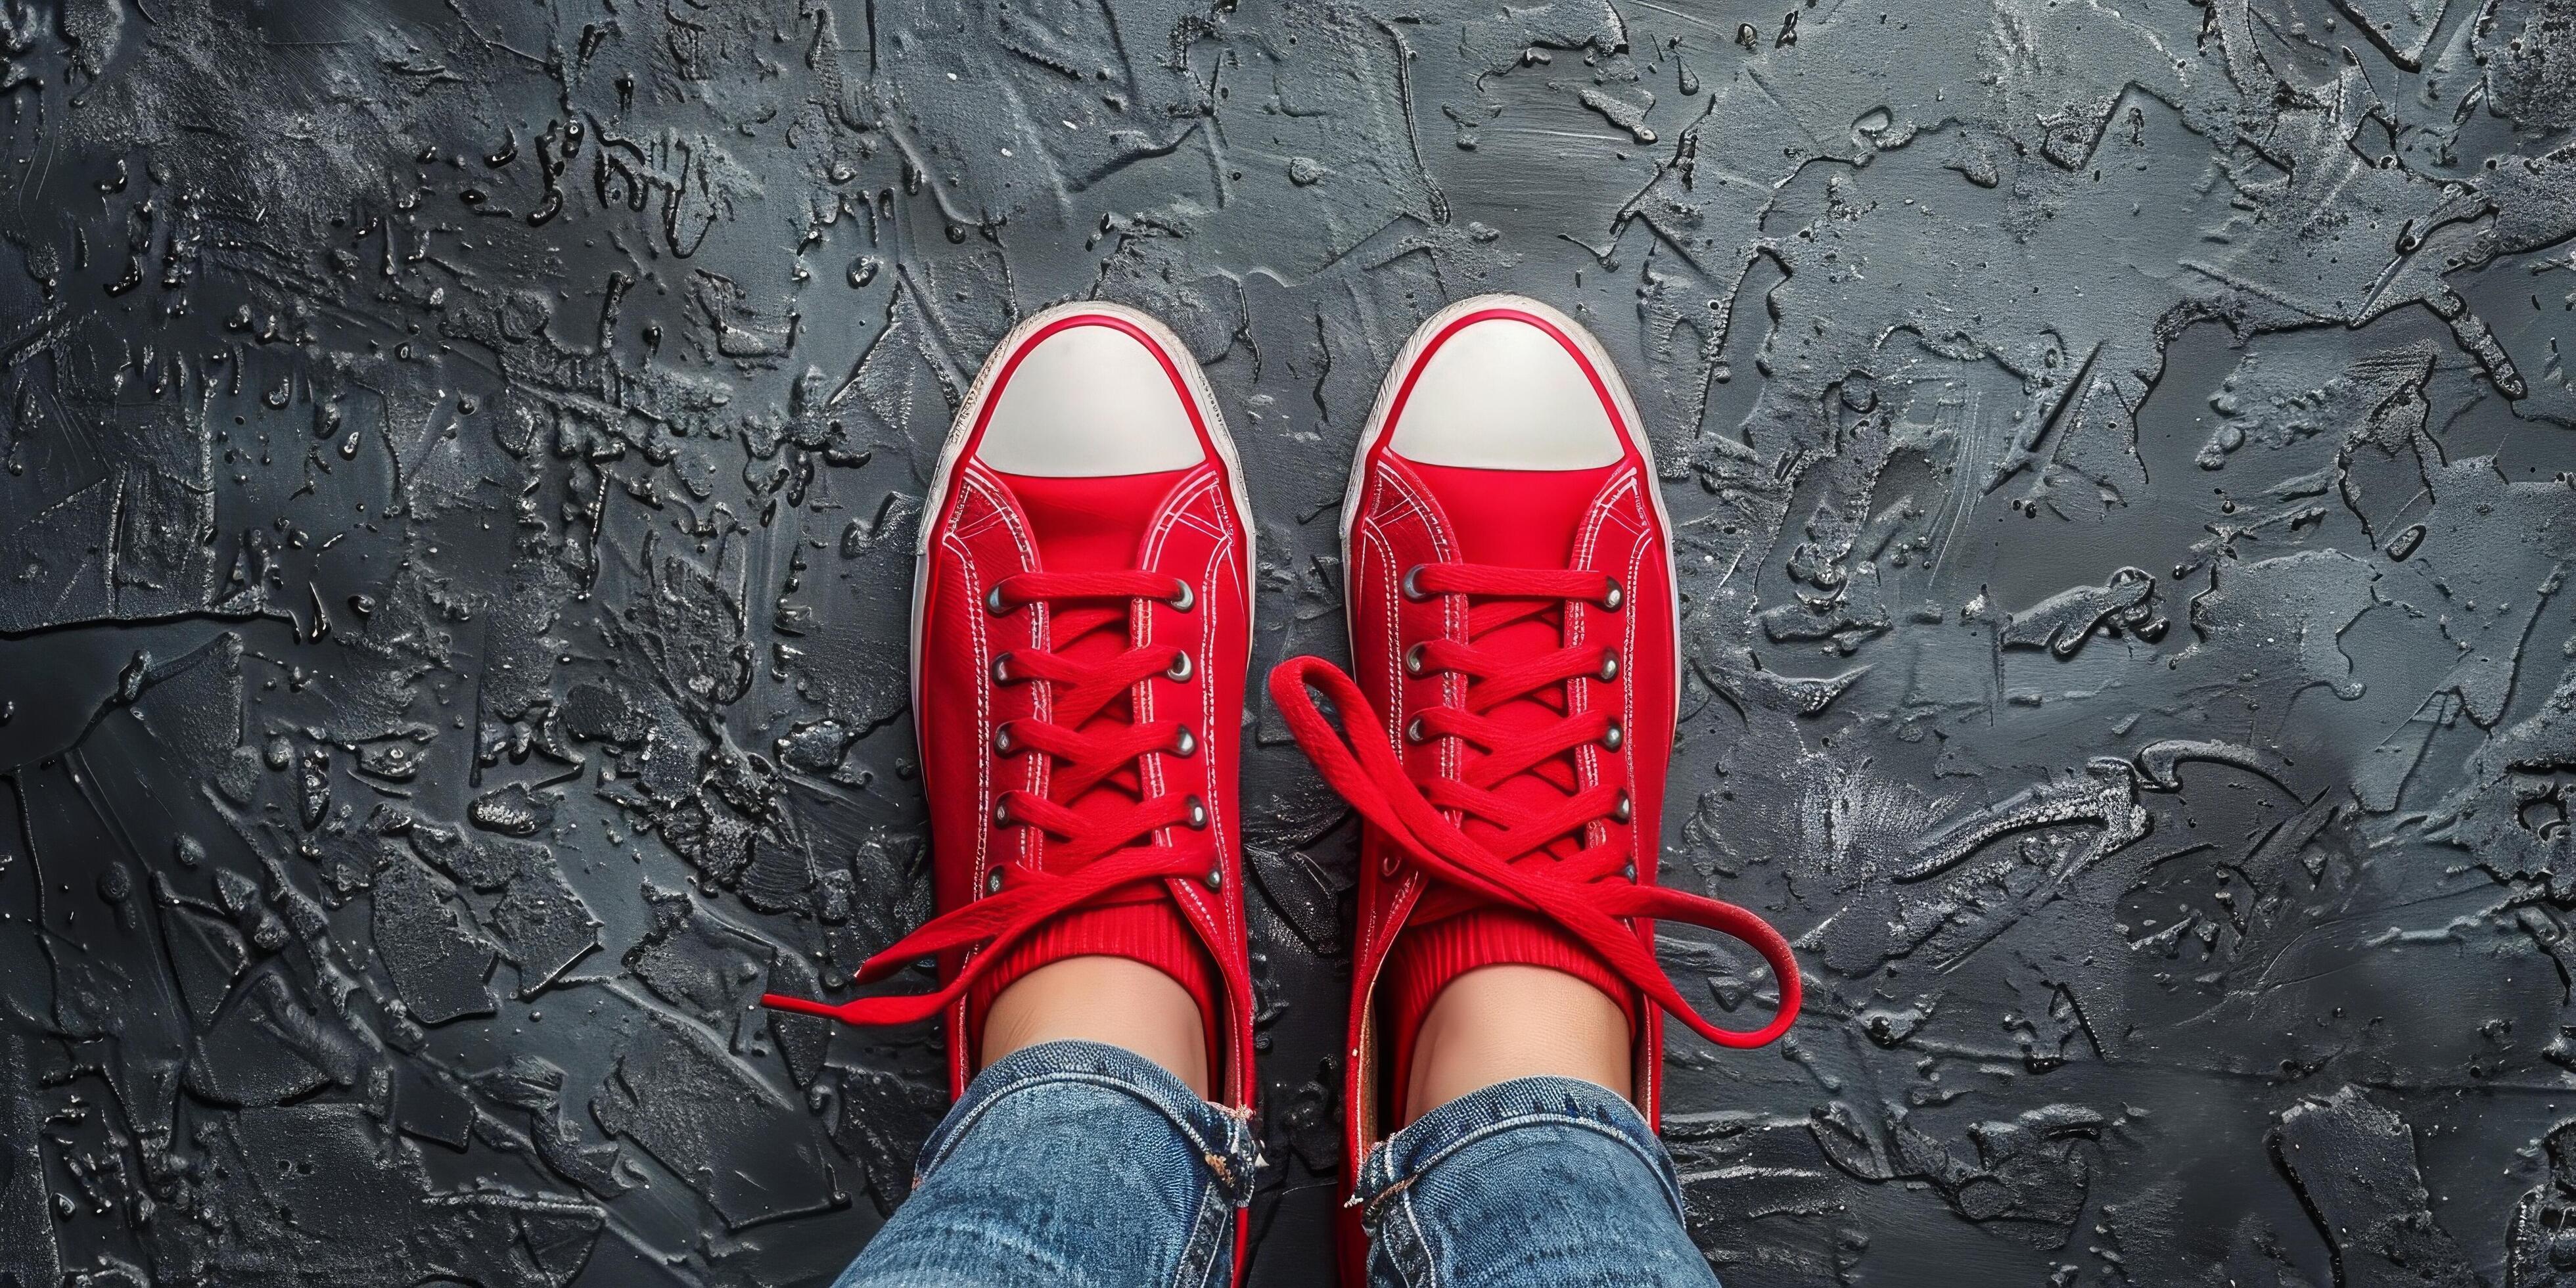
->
<box><xmin>1266</xmin><ymin>296</ymin><xmax>1799</xmax><ymax>1275</ymax></box>
<box><xmin>766</xmin><ymin>301</ymin><xmax>1256</xmax><ymax>1189</ymax></box>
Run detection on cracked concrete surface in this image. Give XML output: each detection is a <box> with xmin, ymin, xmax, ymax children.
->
<box><xmin>1</xmin><ymin>0</ymin><xmax>2573</xmax><ymax>1283</ymax></box>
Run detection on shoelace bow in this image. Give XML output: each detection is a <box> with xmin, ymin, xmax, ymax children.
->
<box><xmin>1270</xmin><ymin>561</ymin><xmax>1800</xmax><ymax>1049</ymax></box>
<box><xmin>766</xmin><ymin>570</ymin><xmax>1212</xmax><ymax>1027</ymax></box>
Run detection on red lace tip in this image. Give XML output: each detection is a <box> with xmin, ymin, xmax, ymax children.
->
<box><xmin>758</xmin><ymin>992</ymin><xmax>853</xmax><ymax>1022</ymax></box>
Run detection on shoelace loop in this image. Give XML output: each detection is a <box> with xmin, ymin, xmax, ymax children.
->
<box><xmin>1269</xmin><ymin>563</ymin><xmax>1799</xmax><ymax>1049</ymax></box>
<box><xmin>764</xmin><ymin>570</ymin><xmax>1212</xmax><ymax>1027</ymax></box>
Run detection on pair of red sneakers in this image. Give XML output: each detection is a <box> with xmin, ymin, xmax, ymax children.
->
<box><xmin>766</xmin><ymin>296</ymin><xmax>1799</xmax><ymax>1276</ymax></box>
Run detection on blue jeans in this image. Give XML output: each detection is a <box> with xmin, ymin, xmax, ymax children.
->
<box><xmin>835</xmin><ymin>1040</ymin><xmax>1720</xmax><ymax>1287</ymax></box>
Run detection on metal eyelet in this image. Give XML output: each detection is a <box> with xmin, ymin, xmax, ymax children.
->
<box><xmin>992</xmin><ymin>800</ymin><xmax>1013</xmax><ymax>827</ymax></box>
<box><xmin>1598</xmin><ymin>650</ymin><xmax>1621</xmax><ymax>682</ymax></box>
<box><xmin>1600</xmin><ymin>578</ymin><xmax>1624</xmax><ymax>611</ymax></box>
<box><xmin>1166</xmin><ymin>651</ymin><xmax>1194</xmax><ymax>683</ymax></box>
<box><xmin>1184</xmin><ymin>796</ymin><xmax>1209</xmax><ymax>829</ymax></box>
<box><xmin>1401</xmin><ymin>565</ymin><xmax>1431</xmax><ymax>601</ymax></box>
<box><xmin>1404</xmin><ymin>715</ymin><xmax>1428</xmax><ymax>744</ymax></box>
<box><xmin>1601</xmin><ymin>720</ymin><xmax>1623</xmax><ymax>751</ymax></box>
<box><xmin>1168</xmin><ymin>581</ymin><xmax>1195</xmax><ymax>612</ymax></box>
<box><xmin>1404</xmin><ymin>643</ymin><xmax>1428</xmax><ymax>678</ymax></box>
<box><xmin>991</xmin><ymin>653</ymin><xmax>1015</xmax><ymax>683</ymax></box>
<box><xmin>1203</xmin><ymin>865</ymin><xmax>1225</xmax><ymax>890</ymax></box>
<box><xmin>992</xmin><ymin>725</ymin><xmax>1016</xmax><ymax>755</ymax></box>
<box><xmin>984</xmin><ymin>584</ymin><xmax>1010</xmax><ymax>615</ymax></box>
<box><xmin>1611</xmin><ymin>791</ymin><xmax>1633</xmax><ymax>823</ymax></box>
<box><xmin>1172</xmin><ymin>726</ymin><xmax>1198</xmax><ymax>758</ymax></box>
<box><xmin>985</xmin><ymin>869</ymin><xmax>1005</xmax><ymax>894</ymax></box>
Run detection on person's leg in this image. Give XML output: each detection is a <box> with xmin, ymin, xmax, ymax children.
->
<box><xmin>1402</xmin><ymin>963</ymin><xmax>1627</xmax><ymax>1122</ymax></box>
<box><xmin>1356</xmin><ymin>1075</ymin><xmax>1716</xmax><ymax>1288</ymax></box>
<box><xmin>1266</xmin><ymin>294</ymin><xmax>1800</xmax><ymax>1283</ymax></box>
<box><xmin>983</xmin><ymin>955</ymin><xmax>1209</xmax><ymax>1096</ymax></box>
<box><xmin>1366</xmin><ymin>964</ymin><xmax>1713</xmax><ymax>1287</ymax></box>
<box><xmin>836</xmin><ymin>1039</ymin><xmax>1254</xmax><ymax>1288</ymax></box>
<box><xmin>758</xmin><ymin>304</ymin><xmax>1266</xmax><ymax>1284</ymax></box>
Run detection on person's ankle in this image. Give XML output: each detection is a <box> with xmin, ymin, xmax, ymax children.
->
<box><xmin>980</xmin><ymin>955</ymin><xmax>1211</xmax><ymax>1097</ymax></box>
<box><xmin>1400</xmin><ymin>964</ymin><xmax>1631</xmax><ymax>1124</ymax></box>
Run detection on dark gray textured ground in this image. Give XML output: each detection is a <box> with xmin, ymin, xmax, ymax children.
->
<box><xmin>2</xmin><ymin>0</ymin><xmax>2573</xmax><ymax>1283</ymax></box>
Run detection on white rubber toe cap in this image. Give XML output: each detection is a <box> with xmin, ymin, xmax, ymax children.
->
<box><xmin>1385</xmin><ymin>315</ymin><xmax>1623</xmax><ymax>469</ymax></box>
<box><xmin>974</xmin><ymin>319</ymin><xmax>1205</xmax><ymax>476</ymax></box>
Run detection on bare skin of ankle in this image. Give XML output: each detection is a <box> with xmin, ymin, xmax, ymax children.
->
<box><xmin>1402</xmin><ymin>964</ymin><xmax>1631</xmax><ymax>1124</ymax></box>
<box><xmin>980</xmin><ymin>955</ymin><xmax>1210</xmax><ymax>1097</ymax></box>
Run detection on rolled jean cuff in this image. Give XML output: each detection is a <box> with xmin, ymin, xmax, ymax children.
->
<box><xmin>915</xmin><ymin>1039</ymin><xmax>1260</xmax><ymax>1207</ymax></box>
<box><xmin>1352</xmin><ymin>1075</ymin><xmax>1688</xmax><ymax>1226</ymax></box>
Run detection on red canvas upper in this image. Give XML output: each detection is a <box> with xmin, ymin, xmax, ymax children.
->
<box><xmin>955</xmin><ymin>469</ymin><xmax>1224</xmax><ymax>1067</ymax></box>
<box><xmin>1263</xmin><ymin>300</ymin><xmax>1801</xmax><ymax>1276</ymax></box>
<box><xmin>1372</xmin><ymin>461</ymin><xmax>1643</xmax><ymax>1099</ymax></box>
<box><xmin>763</xmin><ymin>309</ymin><xmax>1256</xmax><ymax>1145</ymax></box>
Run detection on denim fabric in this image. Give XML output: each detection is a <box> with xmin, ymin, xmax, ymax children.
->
<box><xmin>833</xmin><ymin>1040</ymin><xmax>1257</xmax><ymax>1288</ymax></box>
<box><xmin>1353</xmin><ymin>1076</ymin><xmax>1722</xmax><ymax>1288</ymax></box>
<box><xmin>834</xmin><ymin>1054</ymin><xmax>1713</xmax><ymax>1288</ymax></box>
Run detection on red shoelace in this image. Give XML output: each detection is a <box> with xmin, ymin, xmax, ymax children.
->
<box><xmin>764</xmin><ymin>570</ymin><xmax>1213</xmax><ymax>1026</ymax></box>
<box><xmin>1269</xmin><ymin>561</ymin><xmax>1801</xmax><ymax>1048</ymax></box>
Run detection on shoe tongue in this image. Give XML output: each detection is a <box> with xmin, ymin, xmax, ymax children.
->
<box><xmin>996</xmin><ymin>468</ymin><xmax>1195</xmax><ymax>867</ymax></box>
<box><xmin>998</xmin><ymin>469</ymin><xmax>1194</xmax><ymax>572</ymax></box>
<box><xmin>1406</xmin><ymin>462</ymin><xmax>1619</xmax><ymax>865</ymax></box>
<box><xmin>1408</xmin><ymin>462</ymin><xmax>1617</xmax><ymax>566</ymax></box>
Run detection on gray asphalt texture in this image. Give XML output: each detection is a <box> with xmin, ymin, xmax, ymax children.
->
<box><xmin>3</xmin><ymin>1</ymin><xmax>2575</xmax><ymax>1284</ymax></box>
